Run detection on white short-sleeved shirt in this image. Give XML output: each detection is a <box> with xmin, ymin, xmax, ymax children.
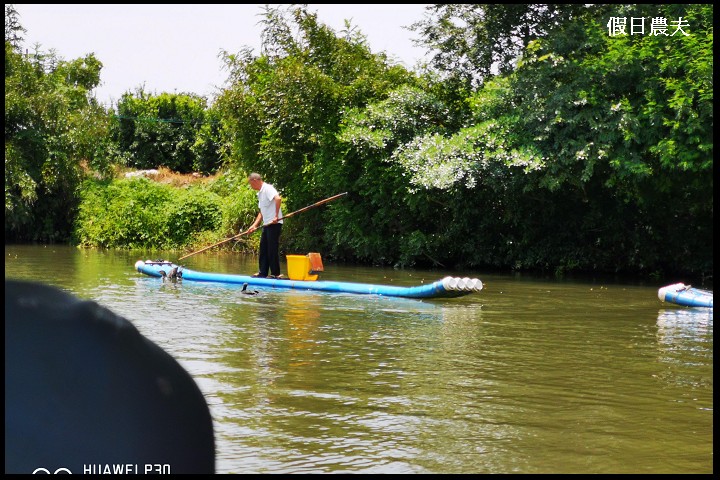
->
<box><xmin>257</xmin><ymin>182</ymin><xmax>283</xmax><ymax>225</ymax></box>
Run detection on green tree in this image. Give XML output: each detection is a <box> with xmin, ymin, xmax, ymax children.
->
<box><xmin>111</xmin><ymin>90</ymin><xmax>221</xmax><ymax>173</ymax></box>
<box><xmin>4</xmin><ymin>4</ymin><xmax>25</xmax><ymax>50</ymax></box>
<box><xmin>325</xmin><ymin>84</ymin><xmax>459</xmax><ymax>265</ymax></box>
<box><xmin>5</xmin><ymin>8</ymin><xmax>111</xmax><ymax>242</ymax></box>
<box><xmin>215</xmin><ymin>5</ymin><xmax>416</xmax><ymax>208</ymax></box>
<box><xmin>397</xmin><ymin>3</ymin><xmax>713</xmax><ymax>277</ymax></box>
<box><xmin>409</xmin><ymin>4</ymin><xmax>588</xmax><ymax>88</ymax></box>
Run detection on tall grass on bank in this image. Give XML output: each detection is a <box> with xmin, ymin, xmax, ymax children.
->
<box><xmin>74</xmin><ymin>171</ymin><xmax>259</xmax><ymax>252</ymax></box>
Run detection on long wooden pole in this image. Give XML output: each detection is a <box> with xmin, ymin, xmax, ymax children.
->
<box><xmin>178</xmin><ymin>192</ymin><xmax>348</xmax><ymax>261</ymax></box>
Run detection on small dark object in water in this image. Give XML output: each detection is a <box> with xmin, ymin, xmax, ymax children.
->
<box><xmin>241</xmin><ymin>283</ymin><xmax>260</xmax><ymax>295</ymax></box>
<box><xmin>168</xmin><ymin>267</ymin><xmax>182</xmax><ymax>281</ymax></box>
<box><xmin>161</xmin><ymin>267</ymin><xmax>182</xmax><ymax>283</ymax></box>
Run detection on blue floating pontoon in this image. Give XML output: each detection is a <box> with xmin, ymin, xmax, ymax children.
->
<box><xmin>658</xmin><ymin>283</ymin><xmax>713</xmax><ymax>308</ymax></box>
<box><xmin>134</xmin><ymin>260</ymin><xmax>483</xmax><ymax>299</ymax></box>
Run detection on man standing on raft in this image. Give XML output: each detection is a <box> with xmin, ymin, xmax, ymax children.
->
<box><xmin>242</xmin><ymin>172</ymin><xmax>284</xmax><ymax>279</ymax></box>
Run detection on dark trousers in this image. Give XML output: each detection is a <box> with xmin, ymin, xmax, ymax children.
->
<box><xmin>259</xmin><ymin>223</ymin><xmax>282</xmax><ymax>277</ymax></box>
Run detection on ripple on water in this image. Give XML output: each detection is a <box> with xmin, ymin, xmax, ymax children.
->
<box><xmin>5</xmin><ymin>246</ymin><xmax>713</xmax><ymax>474</ymax></box>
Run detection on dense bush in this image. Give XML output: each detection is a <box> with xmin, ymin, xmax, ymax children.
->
<box><xmin>74</xmin><ymin>175</ymin><xmax>257</xmax><ymax>251</ymax></box>
<box><xmin>110</xmin><ymin>91</ymin><xmax>222</xmax><ymax>174</ymax></box>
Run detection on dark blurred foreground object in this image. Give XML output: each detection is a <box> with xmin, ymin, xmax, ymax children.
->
<box><xmin>5</xmin><ymin>280</ymin><xmax>215</xmax><ymax>474</ymax></box>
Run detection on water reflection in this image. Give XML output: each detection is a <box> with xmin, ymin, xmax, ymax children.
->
<box><xmin>283</xmin><ymin>292</ymin><xmax>322</xmax><ymax>369</ymax></box>
<box><xmin>210</xmin><ymin>289</ymin><xmax>453</xmax><ymax>473</ymax></box>
<box><xmin>654</xmin><ymin>307</ymin><xmax>713</xmax><ymax>391</ymax></box>
<box><xmin>656</xmin><ymin>307</ymin><xmax>713</xmax><ymax>343</ymax></box>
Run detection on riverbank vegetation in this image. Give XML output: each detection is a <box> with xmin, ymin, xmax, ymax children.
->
<box><xmin>5</xmin><ymin>4</ymin><xmax>713</xmax><ymax>281</ymax></box>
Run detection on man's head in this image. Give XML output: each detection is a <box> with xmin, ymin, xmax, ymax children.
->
<box><xmin>248</xmin><ymin>172</ymin><xmax>263</xmax><ymax>191</ymax></box>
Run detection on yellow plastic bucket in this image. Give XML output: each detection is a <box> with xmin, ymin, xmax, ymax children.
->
<box><xmin>286</xmin><ymin>255</ymin><xmax>319</xmax><ymax>281</ymax></box>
